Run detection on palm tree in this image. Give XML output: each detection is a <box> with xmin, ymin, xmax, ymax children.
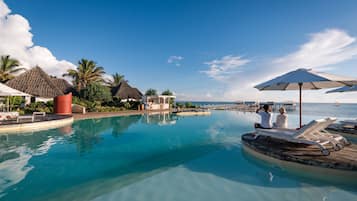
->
<box><xmin>0</xmin><ymin>55</ymin><xmax>24</xmax><ymax>83</ymax></box>
<box><xmin>107</xmin><ymin>73</ymin><xmax>125</xmax><ymax>87</ymax></box>
<box><xmin>63</xmin><ymin>59</ymin><xmax>105</xmax><ymax>91</ymax></box>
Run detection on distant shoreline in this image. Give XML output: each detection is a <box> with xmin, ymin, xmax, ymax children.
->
<box><xmin>176</xmin><ymin>101</ymin><xmax>357</xmax><ymax>105</ymax></box>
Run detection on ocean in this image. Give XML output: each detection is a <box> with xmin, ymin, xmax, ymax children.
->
<box><xmin>182</xmin><ymin>102</ymin><xmax>357</xmax><ymax>119</ymax></box>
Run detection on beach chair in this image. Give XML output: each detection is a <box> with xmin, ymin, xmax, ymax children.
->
<box><xmin>338</xmin><ymin>119</ymin><xmax>357</xmax><ymax>129</ymax></box>
<box><xmin>312</xmin><ymin>118</ymin><xmax>350</xmax><ymax>148</ymax></box>
<box><xmin>255</xmin><ymin>118</ymin><xmax>349</xmax><ymax>155</ymax></box>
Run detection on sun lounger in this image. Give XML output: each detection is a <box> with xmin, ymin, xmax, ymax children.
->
<box><xmin>17</xmin><ymin>115</ymin><xmax>34</xmax><ymax>123</ymax></box>
<box><xmin>0</xmin><ymin>112</ymin><xmax>19</xmax><ymax>121</ymax></box>
<box><xmin>337</xmin><ymin>119</ymin><xmax>357</xmax><ymax>129</ymax></box>
<box><xmin>16</xmin><ymin>112</ymin><xmax>47</xmax><ymax>123</ymax></box>
<box><xmin>255</xmin><ymin>118</ymin><xmax>349</xmax><ymax>155</ymax></box>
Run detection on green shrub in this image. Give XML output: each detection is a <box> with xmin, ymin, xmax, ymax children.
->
<box><xmin>24</xmin><ymin>102</ymin><xmax>53</xmax><ymax>114</ymax></box>
<box><xmin>184</xmin><ymin>102</ymin><xmax>196</xmax><ymax>108</ymax></box>
<box><xmin>4</xmin><ymin>96</ymin><xmax>25</xmax><ymax>111</ymax></box>
<box><xmin>80</xmin><ymin>83</ymin><xmax>112</xmax><ymax>102</ymax></box>
<box><xmin>175</xmin><ymin>102</ymin><xmax>183</xmax><ymax>108</ymax></box>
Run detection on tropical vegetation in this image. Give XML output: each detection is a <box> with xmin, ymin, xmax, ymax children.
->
<box><xmin>0</xmin><ymin>55</ymin><xmax>25</xmax><ymax>83</ymax></box>
<box><xmin>80</xmin><ymin>82</ymin><xmax>112</xmax><ymax>102</ymax></box>
<box><xmin>145</xmin><ymin>88</ymin><xmax>157</xmax><ymax>96</ymax></box>
<box><xmin>1</xmin><ymin>55</ymin><xmax>177</xmax><ymax>113</ymax></box>
<box><xmin>63</xmin><ymin>59</ymin><xmax>105</xmax><ymax>91</ymax></box>
<box><xmin>107</xmin><ymin>73</ymin><xmax>125</xmax><ymax>87</ymax></box>
<box><xmin>161</xmin><ymin>89</ymin><xmax>173</xmax><ymax>96</ymax></box>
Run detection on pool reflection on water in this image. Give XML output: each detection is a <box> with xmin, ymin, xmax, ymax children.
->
<box><xmin>0</xmin><ymin>111</ymin><xmax>356</xmax><ymax>201</ymax></box>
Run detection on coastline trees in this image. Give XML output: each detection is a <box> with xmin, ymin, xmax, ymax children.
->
<box><xmin>63</xmin><ymin>59</ymin><xmax>105</xmax><ymax>91</ymax></box>
<box><xmin>0</xmin><ymin>55</ymin><xmax>24</xmax><ymax>83</ymax></box>
<box><xmin>161</xmin><ymin>89</ymin><xmax>173</xmax><ymax>96</ymax></box>
<box><xmin>145</xmin><ymin>88</ymin><xmax>157</xmax><ymax>96</ymax></box>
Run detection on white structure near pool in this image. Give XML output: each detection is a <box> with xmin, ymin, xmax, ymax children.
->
<box><xmin>143</xmin><ymin>95</ymin><xmax>175</xmax><ymax>110</ymax></box>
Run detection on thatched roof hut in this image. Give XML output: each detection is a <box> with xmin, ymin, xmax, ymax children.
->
<box><xmin>111</xmin><ymin>81</ymin><xmax>143</xmax><ymax>100</ymax></box>
<box><xmin>50</xmin><ymin>77</ymin><xmax>74</xmax><ymax>94</ymax></box>
<box><xmin>6</xmin><ymin>67</ymin><xmax>64</xmax><ymax>98</ymax></box>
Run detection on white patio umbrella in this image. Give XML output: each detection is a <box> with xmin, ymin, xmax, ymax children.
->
<box><xmin>0</xmin><ymin>83</ymin><xmax>30</xmax><ymax>111</ymax></box>
<box><xmin>254</xmin><ymin>68</ymin><xmax>357</xmax><ymax>128</ymax></box>
<box><xmin>326</xmin><ymin>85</ymin><xmax>357</xmax><ymax>93</ymax></box>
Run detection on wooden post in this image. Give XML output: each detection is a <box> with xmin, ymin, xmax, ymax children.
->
<box><xmin>299</xmin><ymin>83</ymin><xmax>303</xmax><ymax>128</ymax></box>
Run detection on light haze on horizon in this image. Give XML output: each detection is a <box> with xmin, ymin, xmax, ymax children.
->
<box><xmin>1</xmin><ymin>0</ymin><xmax>357</xmax><ymax>103</ymax></box>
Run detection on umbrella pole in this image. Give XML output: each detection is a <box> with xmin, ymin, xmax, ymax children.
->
<box><xmin>7</xmin><ymin>97</ymin><xmax>10</xmax><ymax>112</ymax></box>
<box><xmin>299</xmin><ymin>83</ymin><xmax>302</xmax><ymax>128</ymax></box>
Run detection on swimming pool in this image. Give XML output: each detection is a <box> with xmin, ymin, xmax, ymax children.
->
<box><xmin>0</xmin><ymin>111</ymin><xmax>356</xmax><ymax>201</ymax></box>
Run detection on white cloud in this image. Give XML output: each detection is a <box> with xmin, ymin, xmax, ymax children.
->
<box><xmin>201</xmin><ymin>55</ymin><xmax>250</xmax><ymax>82</ymax></box>
<box><xmin>167</xmin><ymin>55</ymin><xmax>183</xmax><ymax>66</ymax></box>
<box><xmin>201</xmin><ymin>29</ymin><xmax>357</xmax><ymax>103</ymax></box>
<box><xmin>274</xmin><ymin>29</ymin><xmax>357</xmax><ymax>69</ymax></box>
<box><xmin>0</xmin><ymin>0</ymin><xmax>75</xmax><ymax>78</ymax></box>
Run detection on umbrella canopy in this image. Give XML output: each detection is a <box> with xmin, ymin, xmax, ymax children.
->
<box><xmin>255</xmin><ymin>68</ymin><xmax>357</xmax><ymax>90</ymax></box>
<box><xmin>255</xmin><ymin>68</ymin><xmax>357</xmax><ymax>127</ymax></box>
<box><xmin>326</xmin><ymin>85</ymin><xmax>357</xmax><ymax>93</ymax></box>
<box><xmin>0</xmin><ymin>82</ymin><xmax>29</xmax><ymax>97</ymax></box>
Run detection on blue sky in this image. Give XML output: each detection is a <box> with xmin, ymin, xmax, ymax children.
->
<box><xmin>1</xmin><ymin>0</ymin><xmax>357</xmax><ymax>102</ymax></box>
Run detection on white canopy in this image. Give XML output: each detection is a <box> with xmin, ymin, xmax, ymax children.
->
<box><xmin>255</xmin><ymin>68</ymin><xmax>357</xmax><ymax>91</ymax></box>
<box><xmin>0</xmin><ymin>83</ymin><xmax>30</xmax><ymax>97</ymax></box>
<box><xmin>254</xmin><ymin>68</ymin><xmax>357</xmax><ymax>128</ymax></box>
<box><xmin>326</xmin><ymin>85</ymin><xmax>357</xmax><ymax>93</ymax></box>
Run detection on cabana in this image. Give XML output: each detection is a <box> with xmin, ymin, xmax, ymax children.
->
<box><xmin>111</xmin><ymin>81</ymin><xmax>143</xmax><ymax>102</ymax></box>
<box><xmin>143</xmin><ymin>95</ymin><xmax>176</xmax><ymax>110</ymax></box>
<box><xmin>6</xmin><ymin>67</ymin><xmax>65</xmax><ymax>103</ymax></box>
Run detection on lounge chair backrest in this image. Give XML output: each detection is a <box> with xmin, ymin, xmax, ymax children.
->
<box><xmin>321</xmin><ymin>117</ymin><xmax>337</xmax><ymax>130</ymax></box>
<box><xmin>293</xmin><ymin>119</ymin><xmax>326</xmax><ymax>138</ymax></box>
<box><xmin>312</xmin><ymin>117</ymin><xmax>336</xmax><ymax>134</ymax></box>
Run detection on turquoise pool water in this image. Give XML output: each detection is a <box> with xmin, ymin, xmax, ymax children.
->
<box><xmin>0</xmin><ymin>111</ymin><xmax>356</xmax><ymax>201</ymax></box>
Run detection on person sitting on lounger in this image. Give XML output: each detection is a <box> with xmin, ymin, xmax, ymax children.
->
<box><xmin>274</xmin><ymin>107</ymin><xmax>288</xmax><ymax>128</ymax></box>
<box><xmin>255</xmin><ymin>104</ymin><xmax>273</xmax><ymax>129</ymax></box>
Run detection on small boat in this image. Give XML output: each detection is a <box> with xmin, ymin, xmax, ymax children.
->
<box><xmin>334</xmin><ymin>101</ymin><xmax>340</xmax><ymax>107</ymax></box>
<box><xmin>174</xmin><ymin>109</ymin><xmax>211</xmax><ymax>116</ymax></box>
<box><xmin>241</xmin><ymin>118</ymin><xmax>357</xmax><ymax>176</ymax></box>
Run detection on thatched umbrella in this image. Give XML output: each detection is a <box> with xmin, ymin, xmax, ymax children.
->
<box><xmin>6</xmin><ymin>66</ymin><xmax>64</xmax><ymax>98</ymax></box>
<box><xmin>111</xmin><ymin>81</ymin><xmax>143</xmax><ymax>100</ymax></box>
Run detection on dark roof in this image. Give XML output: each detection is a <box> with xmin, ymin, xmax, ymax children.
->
<box><xmin>6</xmin><ymin>67</ymin><xmax>64</xmax><ymax>98</ymax></box>
<box><xmin>50</xmin><ymin>77</ymin><xmax>74</xmax><ymax>94</ymax></box>
<box><xmin>111</xmin><ymin>81</ymin><xmax>142</xmax><ymax>100</ymax></box>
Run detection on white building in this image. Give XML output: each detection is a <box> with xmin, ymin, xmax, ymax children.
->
<box><xmin>143</xmin><ymin>95</ymin><xmax>175</xmax><ymax>110</ymax></box>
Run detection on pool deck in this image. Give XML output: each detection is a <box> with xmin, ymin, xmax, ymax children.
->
<box><xmin>0</xmin><ymin>109</ymin><xmax>174</xmax><ymax>134</ymax></box>
<box><xmin>72</xmin><ymin>109</ymin><xmax>173</xmax><ymax>120</ymax></box>
<box><xmin>0</xmin><ymin>114</ymin><xmax>74</xmax><ymax>134</ymax></box>
<box><xmin>242</xmin><ymin>133</ymin><xmax>357</xmax><ymax>172</ymax></box>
